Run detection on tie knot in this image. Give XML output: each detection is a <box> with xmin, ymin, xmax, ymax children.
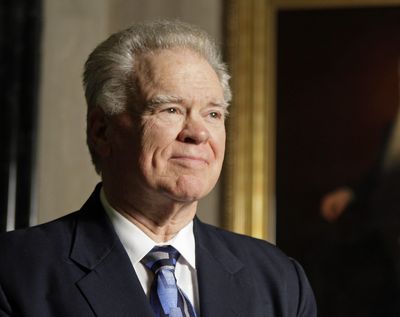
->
<box><xmin>141</xmin><ymin>245</ymin><xmax>180</xmax><ymax>274</ymax></box>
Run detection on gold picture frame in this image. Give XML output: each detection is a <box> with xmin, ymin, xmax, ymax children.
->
<box><xmin>223</xmin><ymin>0</ymin><xmax>400</xmax><ymax>242</ymax></box>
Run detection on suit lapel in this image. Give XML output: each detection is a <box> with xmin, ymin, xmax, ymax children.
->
<box><xmin>69</xmin><ymin>186</ymin><xmax>153</xmax><ymax>317</ymax></box>
<box><xmin>75</xmin><ymin>243</ymin><xmax>153</xmax><ymax>317</ymax></box>
<box><xmin>194</xmin><ymin>219</ymin><xmax>256</xmax><ymax>317</ymax></box>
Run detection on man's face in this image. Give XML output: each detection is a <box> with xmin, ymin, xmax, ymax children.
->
<box><xmin>106</xmin><ymin>48</ymin><xmax>227</xmax><ymax>204</ymax></box>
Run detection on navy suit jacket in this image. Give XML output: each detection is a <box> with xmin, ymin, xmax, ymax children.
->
<box><xmin>0</xmin><ymin>186</ymin><xmax>316</xmax><ymax>316</ymax></box>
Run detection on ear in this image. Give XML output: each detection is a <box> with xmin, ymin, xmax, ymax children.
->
<box><xmin>87</xmin><ymin>107</ymin><xmax>111</xmax><ymax>158</ymax></box>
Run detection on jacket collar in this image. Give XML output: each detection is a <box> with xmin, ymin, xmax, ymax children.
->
<box><xmin>70</xmin><ymin>184</ymin><xmax>154</xmax><ymax>317</ymax></box>
<box><xmin>194</xmin><ymin>218</ymin><xmax>257</xmax><ymax>317</ymax></box>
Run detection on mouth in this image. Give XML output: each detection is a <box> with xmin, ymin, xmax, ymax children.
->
<box><xmin>170</xmin><ymin>155</ymin><xmax>209</xmax><ymax>168</ymax></box>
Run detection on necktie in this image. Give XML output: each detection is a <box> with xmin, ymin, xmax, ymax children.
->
<box><xmin>141</xmin><ymin>245</ymin><xmax>197</xmax><ymax>317</ymax></box>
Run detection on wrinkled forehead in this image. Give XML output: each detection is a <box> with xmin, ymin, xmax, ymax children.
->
<box><xmin>135</xmin><ymin>48</ymin><xmax>215</xmax><ymax>81</ymax></box>
<box><xmin>133</xmin><ymin>48</ymin><xmax>224</xmax><ymax>103</ymax></box>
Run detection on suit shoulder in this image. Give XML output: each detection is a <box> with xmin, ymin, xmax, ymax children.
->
<box><xmin>198</xmin><ymin>221</ymin><xmax>301</xmax><ymax>273</ymax></box>
<box><xmin>200</xmin><ymin>221</ymin><xmax>284</xmax><ymax>255</ymax></box>
<box><xmin>0</xmin><ymin>210</ymin><xmax>80</xmax><ymax>261</ymax></box>
<box><xmin>196</xmin><ymin>221</ymin><xmax>317</xmax><ymax>315</ymax></box>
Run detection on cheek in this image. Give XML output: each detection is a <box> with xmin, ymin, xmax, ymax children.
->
<box><xmin>140</xmin><ymin>120</ymin><xmax>179</xmax><ymax>160</ymax></box>
<box><xmin>211</xmin><ymin>129</ymin><xmax>226</xmax><ymax>161</ymax></box>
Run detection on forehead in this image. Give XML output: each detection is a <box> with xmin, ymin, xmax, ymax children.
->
<box><xmin>135</xmin><ymin>48</ymin><xmax>224</xmax><ymax>101</ymax></box>
<box><xmin>137</xmin><ymin>48</ymin><xmax>212</xmax><ymax>73</ymax></box>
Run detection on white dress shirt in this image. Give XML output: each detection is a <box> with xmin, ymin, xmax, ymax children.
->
<box><xmin>100</xmin><ymin>189</ymin><xmax>200</xmax><ymax>314</ymax></box>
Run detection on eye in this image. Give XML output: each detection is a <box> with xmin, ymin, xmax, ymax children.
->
<box><xmin>208</xmin><ymin>111</ymin><xmax>223</xmax><ymax>120</ymax></box>
<box><xmin>163</xmin><ymin>107</ymin><xmax>179</xmax><ymax>114</ymax></box>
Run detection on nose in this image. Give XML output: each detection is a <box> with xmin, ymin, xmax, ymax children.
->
<box><xmin>177</xmin><ymin>116</ymin><xmax>210</xmax><ymax>144</ymax></box>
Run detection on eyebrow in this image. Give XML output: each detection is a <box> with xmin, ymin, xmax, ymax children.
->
<box><xmin>145</xmin><ymin>95</ymin><xmax>183</xmax><ymax>111</ymax></box>
<box><xmin>208</xmin><ymin>99</ymin><xmax>230</xmax><ymax>117</ymax></box>
<box><xmin>145</xmin><ymin>94</ymin><xmax>230</xmax><ymax>116</ymax></box>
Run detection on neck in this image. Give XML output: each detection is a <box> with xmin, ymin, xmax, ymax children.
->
<box><xmin>103</xmin><ymin>186</ymin><xmax>197</xmax><ymax>243</ymax></box>
<box><xmin>118</xmin><ymin>206</ymin><xmax>196</xmax><ymax>242</ymax></box>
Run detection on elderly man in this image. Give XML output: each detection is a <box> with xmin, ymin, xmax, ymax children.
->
<box><xmin>0</xmin><ymin>20</ymin><xmax>316</xmax><ymax>316</ymax></box>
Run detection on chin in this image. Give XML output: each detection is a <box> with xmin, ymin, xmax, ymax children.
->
<box><xmin>166</xmin><ymin>175</ymin><xmax>213</xmax><ymax>202</ymax></box>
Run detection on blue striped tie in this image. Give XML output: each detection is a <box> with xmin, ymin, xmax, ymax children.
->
<box><xmin>141</xmin><ymin>245</ymin><xmax>197</xmax><ymax>317</ymax></box>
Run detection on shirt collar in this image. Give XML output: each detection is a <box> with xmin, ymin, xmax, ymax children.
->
<box><xmin>100</xmin><ymin>188</ymin><xmax>196</xmax><ymax>269</ymax></box>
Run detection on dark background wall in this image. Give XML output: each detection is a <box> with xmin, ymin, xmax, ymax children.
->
<box><xmin>0</xmin><ymin>0</ymin><xmax>42</xmax><ymax>231</ymax></box>
<box><xmin>276</xmin><ymin>6</ymin><xmax>400</xmax><ymax>316</ymax></box>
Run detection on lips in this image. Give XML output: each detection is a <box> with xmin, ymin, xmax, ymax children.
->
<box><xmin>170</xmin><ymin>155</ymin><xmax>209</xmax><ymax>167</ymax></box>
